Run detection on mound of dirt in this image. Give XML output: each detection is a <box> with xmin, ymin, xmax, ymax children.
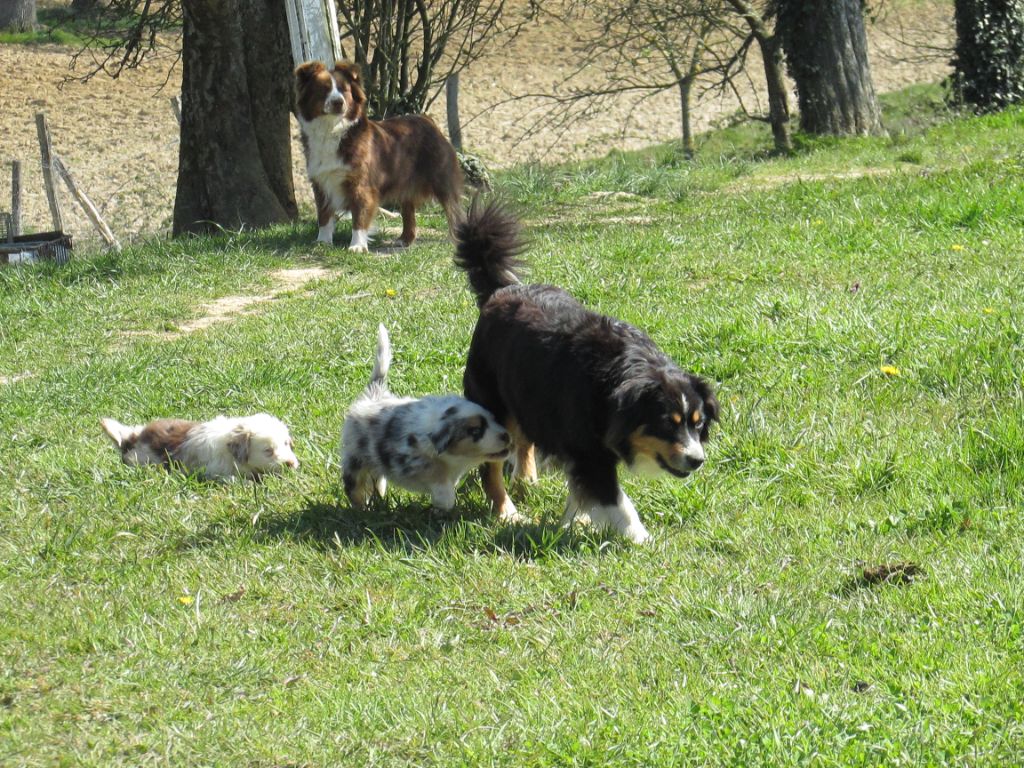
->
<box><xmin>0</xmin><ymin>3</ymin><xmax>952</xmax><ymax>245</ymax></box>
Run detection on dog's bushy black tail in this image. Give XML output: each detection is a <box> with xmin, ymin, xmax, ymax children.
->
<box><xmin>454</xmin><ymin>198</ymin><xmax>525</xmax><ymax>307</ymax></box>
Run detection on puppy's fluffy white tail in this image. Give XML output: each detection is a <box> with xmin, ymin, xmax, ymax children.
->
<box><xmin>100</xmin><ymin>417</ymin><xmax>138</xmax><ymax>448</ymax></box>
<box><xmin>368</xmin><ymin>323</ymin><xmax>391</xmax><ymax>393</ymax></box>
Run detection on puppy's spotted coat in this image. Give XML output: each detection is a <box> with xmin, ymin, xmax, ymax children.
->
<box><xmin>340</xmin><ymin>325</ymin><xmax>511</xmax><ymax>511</ymax></box>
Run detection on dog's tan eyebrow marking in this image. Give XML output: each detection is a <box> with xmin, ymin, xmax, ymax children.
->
<box><xmin>692</xmin><ymin>410</ymin><xmax>701</xmax><ymax>424</ymax></box>
<box><xmin>671</xmin><ymin>412</ymin><xmax>683</xmax><ymax>425</ymax></box>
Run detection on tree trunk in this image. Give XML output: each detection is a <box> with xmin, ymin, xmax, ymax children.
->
<box><xmin>757</xmin><ymin>31</ymin><xmax>794</xmax><ymax>154</ymax></box>
<box><xmin>0</xmin><ymin>0</ymin><xmax>37</xmax><ymax>32</ymax></box>
<box><xmin>950</xmin><ymin>0</ymin><xmax>1024</xmax><ymax>112</ymax></box>
<box><xmin>726</xmin><ymin>0</ymin><xmax>793</xmax><ymax>154</ymax></box>
<box><xmin>678</xmin><ymin>78</ymin><xmax>694</xmax><ymax>158</ymax></box>
<box><xmin>777</xmin><ymin>0</ymin><xmax>884</xmax><ymax>136</ymax></box>
<box><xmin>172</xmin><ymin>0</ymin><xmax>298</xmax><ymax>237</ymax></box>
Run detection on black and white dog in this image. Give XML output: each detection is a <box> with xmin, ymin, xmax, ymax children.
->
<box><xmin>340</xmin><ymin>324</ymin><xmax>512</xmax><ymax>511</ymax></box>
<box><xmin>455</xmin><ymin>200</ymin><xmax>719</xmax><ymax>543</ymax></box>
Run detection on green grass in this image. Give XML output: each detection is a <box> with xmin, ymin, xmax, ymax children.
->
<box><xmin>0</xmin><ymin>6</ymin><xmax>168</xmax><ymax>48</ymax></box>
<box><xmin>2</xmin><ymin>90</ymin><xmax>1023</xmax><ymax>766</ymax></box>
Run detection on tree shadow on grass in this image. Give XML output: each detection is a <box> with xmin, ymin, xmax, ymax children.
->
<box><xmin>250</xmin><ymin>491</ymin><xmax>624</xmax><ymax>560</ymax></box>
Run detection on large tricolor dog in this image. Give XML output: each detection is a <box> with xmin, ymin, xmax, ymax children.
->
<box><xmin>455</xmin><ymin>200</ymin><xmax>719</xmax><ymax>543</ymax></box>
<box><xmin>294</xmin><ymin>60</ymin><xmax>463</xmax><ymax>252</ymax></box>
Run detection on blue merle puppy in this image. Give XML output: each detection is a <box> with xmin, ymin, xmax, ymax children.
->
<box><xmin>340</xmin><ymin>325</ymin><xmax>512</xmax><ymax>511</ymax></box>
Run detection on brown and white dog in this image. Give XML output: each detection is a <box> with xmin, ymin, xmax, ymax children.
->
<box><xmin>101</xmin><ymin>414</ymin><xmax>299</xmax><ymax>482</ymax></box>
<box><xmin>294</xmin><ymin>60</ymin><xmax>463</xmax><ymax>252</ymax></box>
<box><xmin>455</xmin><ymin>201</ymin><xmax>719</xmax><ymax>543</ymax></box>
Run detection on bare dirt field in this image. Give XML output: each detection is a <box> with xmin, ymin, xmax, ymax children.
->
<box><xmin>0</xmin><ymin>3</ymin><xmax>953</xmax><ymax>246</ymax></box>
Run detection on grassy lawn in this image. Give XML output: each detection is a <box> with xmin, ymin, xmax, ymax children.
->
<box><xmin>1</xmin><ymin>90</ymin><xmax>1023</xmax><ymax>766</ymax></box>
<box><xmin>0</xmin><ymin>5</ymin><xmax>146</xmax><ymax>48</ymax></box>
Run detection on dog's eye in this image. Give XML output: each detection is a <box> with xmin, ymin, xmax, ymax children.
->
<box><xmin>469</xmin><ymin>426</ymin><xmax>484</xmax><ymax>440</ymax></box>
<box><xmin>265</xmin><ymin>447</ymin><xmax>275</xmax><ymax>456</ymax></box>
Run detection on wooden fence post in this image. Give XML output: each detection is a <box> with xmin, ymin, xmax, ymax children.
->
<box><xmin>446</xmin><ymin>73</ymin><xmax>463</xmax><ymax>152</ymax></box>
<box><xmin>10</xmin><ymin>160</ymin><xmax>21</xmax><ymax>237</ymax></box>
<box><xmin>52</xmin><ymin>155</ymin><xmax>121</xmax><ymax>252</ymax></box>
<box><xmin>285</xmin><ymin>0</ymin><xmax>342</xmax><ymax>65</ymax></box>
<box><xmin>35</xmin><ymin>113</ymin><xmax>64</xmax><ymax>233</ymax></box>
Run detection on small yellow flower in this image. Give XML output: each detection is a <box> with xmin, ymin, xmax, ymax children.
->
<box><xmin>880</xmin><ymin>365</ymin><xmax>900</xmax><ymax>377</ymax></box>
<box><xmin>983</xmin><ymin>308</ymin><xmax>995</xmax><ymax>314</ymax></box>
<box><xmin>385</xmin><ymin>289</ymin><xmax>397</xmax><ymax>298</ymax></box>
<box><xmin>177</xmin><ymin>595</ymin><xmax>194</xmax><ymax>606</ymax></box>
<box><xmin>951</xmin><ymin>244</ymin><xmax>964</xmax><ymax>252</ymax></box>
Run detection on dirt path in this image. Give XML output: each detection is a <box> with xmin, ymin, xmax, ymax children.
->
<box><xmin>0</xmin><ymin>3</ymin><xmax>953</xmax><ymax>246</ymax></box>
<box><xmin>122</xmin><ymin>266</ymin><xmax>335</xmax><ymax>340</ymax></box>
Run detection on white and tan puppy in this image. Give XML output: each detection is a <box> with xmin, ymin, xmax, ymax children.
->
<box><xmin>341</xmin><ymin>325</ymin><xmax>511</xmax><ymax>510</ymax></box>
<box><xmin>101</xmin><ymin>413</ymin><xmax>299</xmax><ymax>481</ymax></box>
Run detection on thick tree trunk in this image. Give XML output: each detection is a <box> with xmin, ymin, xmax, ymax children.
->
<box><xmin>0</xmin><ymin>0</ymin><xmax>37</xmax><ymax>32</ymax></box>
<box><xmin>172</xmin><ymin>0</ymin><xmax>298</xmax><ymax>237</ymax></box>
<box><xmin>777</xmin><ymin>0</ymin><xmax>884</xmax><ymax>136</ymax></box>
<box><xmin>951</xmin><ymin>0</ymin><xmax>1024</xmax><ymax>112</ymax></box>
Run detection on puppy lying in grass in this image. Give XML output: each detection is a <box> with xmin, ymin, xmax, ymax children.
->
<box><xmin>101</xmin><ymin>413</ymin><xmax>299</xmax><ymax>481</ymax></box>
<box><xmin>341</xmin><ymin>324</ymin><xmax>511</xmax><ymax>510</ymax></box>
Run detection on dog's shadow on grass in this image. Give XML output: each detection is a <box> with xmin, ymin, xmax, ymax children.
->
<box><xmin>252</xmin><ymin>492</ymin><xmax>623</xmax><ymax>559</ymax></box>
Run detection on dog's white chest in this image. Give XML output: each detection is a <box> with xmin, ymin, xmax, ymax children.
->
<box><xmin>299</xmin><ymin>116</ymin><xmax>353</xmax><ymax>206</ymax></box>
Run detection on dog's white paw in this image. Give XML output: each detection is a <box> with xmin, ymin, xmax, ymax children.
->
<box><xmin>622</xmin><ymin>523</ymin><xmax>652</xmax><ymax>545</ymax></box>
<box><xmin>348</xmin><ymin>243</ymin><xmax>369</xmax><ymax>253</ymax></box>
<box><xmin>430</xmin><ymin>485</ymin><xmax>457</xmax><ymax>511</ymax></box>
<box><xmin>316</xmin><ymin>221</ymin><xmax>335</xmax><ymax>245</ymax></box>
<box><xmin>496</xmin><ymin>497</ymin><xmax>526</xmax><ymax>524</ymax></box>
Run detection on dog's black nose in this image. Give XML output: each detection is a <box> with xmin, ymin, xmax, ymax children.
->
<box><xmin>686</xmin><ymin>455</ymin><xmax>705</xmax><ymax>470</ymax></box>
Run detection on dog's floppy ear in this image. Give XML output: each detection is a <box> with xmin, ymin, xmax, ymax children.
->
<box><xmin>101</xmin><ymin>417</ymin><xmax>136</xmax><ymax>448</ymax></box>
<box><xmin>334</xmin><ymin>60</ymin><xmax>361</xmax><ymax>81</ymax></box>
<box><xmin>691</xmin><ymin>375</ymin><xmax>720</xmax><ymax>441</ymax></box>
<box><xmin>227</xmin><ymin>427</ymin><xmax>251</xmax><ymax>464</ymax></box>
<box><xmin>429</xmin><ymin>427</ymin><xmax>452</xmax><ymax>455</ymax></box>
<box><xmin>605</xmin><ymin>378</ymin><xmax>658</xmax><ymax>460</ymax></box>
<box><xmin>295</xmin><ymin>60</ymin><xmax>325</xmax><ymax>83</ymax></box>
<box><xmin>429</xmin><ymin>405</ymin><xmax>465</xmax><ymax>454</ymax></box>
<box><xmin>429</xmin><ymin>424</ymin><xmax>454</xmax><ymax>455</ymax></box>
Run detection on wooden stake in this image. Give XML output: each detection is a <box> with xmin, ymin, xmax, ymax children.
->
<box><xmin>9</xmin><ymin>160</ymin><xmax>21</xmax><ymax>238</ymax></box>
<box><xmin>170</xmin><ymin>95</ymin><xmax>182</xmax><ymax>125</ymax></box>
<box><xmin>35</xmin><ymin>113</ymin><xmax>64</xmax><ymax>233</ymax></box>
<box><xmin>285</xmin><ymin>0</ymin><xmax>342</xmax><ymax>65</ymax></box>
<box><xmin>52</xmin><ymin>155</ymin><xmax>122</xmax><ymax>252</ymax></box>
<box><xmin>446</xmin><ymin>73</ymin><xmax>463</xmax><ymax>152</ymax></box>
